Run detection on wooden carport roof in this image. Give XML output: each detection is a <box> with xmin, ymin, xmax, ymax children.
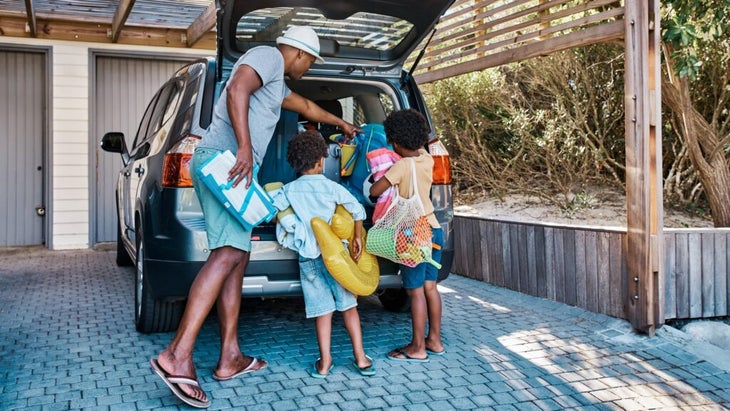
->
<box><xmin>0</xmin><ymin>0</ymin><xmax>217</xmax><ymax>48</ymax></box>
<box><xmin>0</xmin><ymin>0</ymin><xmax>627</xmax><ymax>74</ymax></box>
<box><xmin>0</xmin><ymin>0</ymin><xmax>662</xmax><ymax>335</ymax></box>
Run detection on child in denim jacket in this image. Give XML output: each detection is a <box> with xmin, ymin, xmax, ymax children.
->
<box><xmin>281</xmin><ymin>130</ymin><xmax>375</xmax><ymax>377</ymax></box>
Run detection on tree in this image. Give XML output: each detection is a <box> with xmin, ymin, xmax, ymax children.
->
<box><xmin>661</xmin><ymin>0</ymin><xmax>730</xmax><ymax>226</ymax></box>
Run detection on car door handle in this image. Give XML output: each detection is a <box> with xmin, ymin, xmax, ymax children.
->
<box><xmin>134</xmin><ymin>165</ymin><xmax>145</xmax><ymax>176</ymax></box>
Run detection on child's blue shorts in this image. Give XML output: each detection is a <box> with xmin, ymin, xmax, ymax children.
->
<box><xmin>400</xmin><ymin>227</ymin><xmax>444</xmax><ymax>289</ymax></box>
<box><xmin>299</xmin><ymin>255</ymin><xmax>357</xmax><ymax>318</ymax></box>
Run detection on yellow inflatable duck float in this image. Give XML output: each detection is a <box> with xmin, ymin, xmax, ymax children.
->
<box><xmin>311</xmin><ymin>205</ymin><xmax>380</xmax><ymax>296</ymax></box>
<box><xmin>265</xmin><ymin>182</ymin><xmax>380</xmax><ymax>296</ymax></box>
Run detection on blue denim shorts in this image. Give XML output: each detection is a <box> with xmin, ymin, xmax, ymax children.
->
<box><xmin>400</xmin><ymin>227</ymin><xmax>444</xmax><ymax>289</ymax></box>
<box><xmin>191</xmin><ymin>148</ymin><xmax>252</xmax><ymax>252</ymax></box>
<box><xmin>299</xmin><ymin>255</ymin><xmax>357</xmax><ymax>318</ymax></box>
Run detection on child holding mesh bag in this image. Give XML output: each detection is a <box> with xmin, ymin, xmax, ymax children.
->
<box><xmin>367</xmin><ymin>109</ymin><xmax>445</xmax><ymax>362</ymax></box>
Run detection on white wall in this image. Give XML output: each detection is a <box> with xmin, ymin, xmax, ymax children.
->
<box><xmin>0</xmin><ymin>36</ymin><xmax>209</xmax><ymax>249</ymax></box>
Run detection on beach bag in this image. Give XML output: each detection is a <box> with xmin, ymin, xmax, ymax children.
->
<box><xmin>196</xmin><ymin>150</ymin><xmax>277</xmax><ymax>231</ymax></box>
<box><xmin>343</xmin><ymin>123</ymin><xmax>390</xmax><ymax>204</ymax></box>
<box><xmin>366</xmin><ymin>159</ymin><xmax>440</xmax><ymax>268</ymax></box>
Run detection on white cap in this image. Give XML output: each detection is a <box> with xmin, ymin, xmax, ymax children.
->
<box><xmin>276</xmin><ymin>26</ymin><xmax>325</xmax><ymax>64</ymax></box>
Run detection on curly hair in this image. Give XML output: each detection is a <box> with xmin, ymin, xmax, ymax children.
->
<box><xmin>286</xmin><ymin>130</ymin><xmax>328</xmax><ymax>173</ymax></box>
<box><xmin>383</xmin><ymin>109</ymin><xmax>430</xmax><ymax>150</ymax></box>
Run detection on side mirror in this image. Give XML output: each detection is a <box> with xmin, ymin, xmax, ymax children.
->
<box><xmin>101</xmin><ymin>132</ymin><xmax>127</xmax><ymax>154</ymax></box>
<box><xmin>101</xmin><ymin>131</ymin><xmax>130</xmax><ymax>164</ymax></box>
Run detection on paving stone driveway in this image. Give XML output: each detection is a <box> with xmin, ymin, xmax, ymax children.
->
<box><xmin>1</xmin><ymin>248</ymin><xmax>730</xmax><ymax>410</ymax></box>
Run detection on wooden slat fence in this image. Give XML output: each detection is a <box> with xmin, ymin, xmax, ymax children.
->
<box><xmin>453</xmin><ymin>215</ymin><xmax>730</xmax><ymax>321</ymax></box>
<box><xmin>664</xmin><ymin>229</ymin><xmax>730</xmax><ymax>320</ymax></box>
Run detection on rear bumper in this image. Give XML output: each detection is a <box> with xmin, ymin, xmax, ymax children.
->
<box><xmin>143</xmin><ymin>231</ymin><xmax>453</xmax><ymax>301</ymax></box>
<box><xmin>145</xmin><ymin>256</ymin><xmax>406</xmax><ymax>301</ymax></box>
<box><xmin>142</xmin><ymin>188</ymin><xmax>452</xmax><ymax>301</ymax></box>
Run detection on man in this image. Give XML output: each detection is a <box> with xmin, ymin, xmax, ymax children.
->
<box><xmin>150</xmin><ymin>26</ymin><xmax>360</xmax><ymax>408</ymax></box>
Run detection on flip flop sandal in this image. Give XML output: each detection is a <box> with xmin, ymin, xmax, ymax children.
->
<box><xmin>352</xmin><ymin>355</ymin><xmax>376</xmax><ymax>376</ymax></box>
<box><xmin>386</xmin><ymin>348</ymin><xmax>430</xmax><ymax>363</ymax></box>
<box><xmin>426</xmin><ymin>348</ymin><xmax>446</xmax><ymax>356</ymax></box>
<box><xmin>150</xmin><ymin>359</ymin><xmax>210</xmax><ymax>409</ymax></box>
<box><xmin>212</xmin><ymin>357</ymin><xmax>268</xmax><ymax>381</ymax></box>
<box><xmin>310</xmin><ymin>358</ymin><xmax>334</xmax><ymax>379</ymax></box>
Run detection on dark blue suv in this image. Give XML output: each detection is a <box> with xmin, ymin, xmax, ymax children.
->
<box><xmin>101</xmin><ymin>0</ymin><xmax>456</xmax><ymax>333</ymax></box>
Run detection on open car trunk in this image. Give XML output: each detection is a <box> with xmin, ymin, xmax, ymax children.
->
<box><xmin>217</xmin><ymin>0</ymin><xmax>457</xmax><ymax>73</ymax></box>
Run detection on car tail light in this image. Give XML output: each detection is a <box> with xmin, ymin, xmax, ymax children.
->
<box><xmin>428</xmin><ymin>138</ymin><xmax>452</xmax><ymax>185</ymax></box>
<box><xmin>162</xmin><ymin>134</ymin><xmax>201</xmax><ymax>187</ymax></box>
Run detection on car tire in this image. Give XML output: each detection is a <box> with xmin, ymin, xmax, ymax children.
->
<box><xmin>134</xmin><ymin>222</ymin><xmax>185</xmax><ymax>333</ymax></box>
<box><xmin>114</xmin><ymin>196</ymin><xmax>133</xmax><ymax>267</ymax></box>
<box><xmin>378</xmin><ymin>288</ymin><xmax>411</xmax><ymax>312</ymax></box>
<box><xmin>116</xmin><ymin>223</ymin><xmax>133</xmax><ymax>267</ymax></box>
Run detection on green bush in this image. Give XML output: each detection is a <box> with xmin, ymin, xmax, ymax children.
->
<box><xmin>424</xmin><ymin>44</ymin><xmax>627</xmax><ymax>210</ymax></box>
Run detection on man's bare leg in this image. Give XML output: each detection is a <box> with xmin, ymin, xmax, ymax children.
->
<box><xmin>156</xmin><ymin>246</ymin><xmax>245</xmax><ymax>400</ymax></box>
<box><xmin>213</xmin><ymin>251</ymin><xmax>266</xmax><ymax>378</ymax></box>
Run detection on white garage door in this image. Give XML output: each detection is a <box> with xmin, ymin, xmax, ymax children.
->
<box><xmin>0</xmin><ymin>49</ymin><xmax>46</xmax><ymax>247</ymax></box>
<box><xmin>93</xmin><ymin>55</ymin><xmax>195</xmax><ymax>244</ymax></box>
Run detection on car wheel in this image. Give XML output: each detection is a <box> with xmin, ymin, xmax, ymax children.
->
<box><xmin>116</xmin><ymin>223</ymin><xmax>133</xmax><ymax>267</ymax></box>
<box><xmin>114</xmin><ymin>196</ymin><xmax>133</xmax><ymax>267</ymax></box>
<box><xmin>134</xmin><ymin>222</ymin><xmax>185</xmax><ymax>333</ymax></box>
<box><xmin>378</xmin><ymin>288</ymin><xmax>411</xmax><ymax>312</ymax></box>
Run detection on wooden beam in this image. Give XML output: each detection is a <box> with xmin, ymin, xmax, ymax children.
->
<box><xmin>414</xmin><ymin>20</ymin><xmax>624</xmax><ymax>84</ymax></box>
<box><xmin>437</xmin><ymin>0</ymin><xmax>569</xmax><ymax>37</ymax></box>
<box><xmin>24</xmin><ymin>0</ymin><xmax>36</xmax><ymax>37</ymax></box>
<box><xmin>623</xmin><ymin>0</ymin><xmax>663</xmax><ymax>335</ymax></box>
<box><xmin>418</xmin><ymin>7</ymin><xmax>624</xmax><ymax>73</ymax></box>
<box><xmin>0</xmin><ymin>15</ymin><xmax>216</xmax><ymax>49</ymax></box>
<box><xmin>437</xmin><ymin>0</ymin><xmax>497</xmax><ymax>27</ymax></box>
<box><xmin>433</xmin><ymin>0</ymin><xmax>619</xmax><ymax>48</ymax></box>
<box><xmin>186</xmin><ymin>1</ymin><xmax>216</xmax><ymax>48</ymax></box>
<box><xmin>110</xmin><ymin>0</ymin><xmax>136</xmax><ymax>43</ymax></box>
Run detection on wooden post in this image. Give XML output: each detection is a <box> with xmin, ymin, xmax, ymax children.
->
<box><xmin>624</xmin><ymin>0</ymin><xmax>664</xmax><ymax>335</ymax></box>
<box><xmin>648</xmin><ymin>0</ymin><xmax>665</xmax><ymax>330</ymax></box>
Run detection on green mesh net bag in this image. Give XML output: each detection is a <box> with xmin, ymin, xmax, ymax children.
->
<box><xmin>365</xmin><ymin>159</ymin><xmax>441</xmax><ymax>269</ymax></box>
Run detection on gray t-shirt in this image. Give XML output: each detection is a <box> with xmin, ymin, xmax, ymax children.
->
<box><xmin>199</xmin><ymin>46</ymin><xmax>291</xmax><ymax>165</ymax></box>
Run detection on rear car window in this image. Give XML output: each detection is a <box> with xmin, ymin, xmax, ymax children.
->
<box><xmin>235</xmin><ymin>7</ymin><xmax>414</xmax><ymax>53</ymax></box>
